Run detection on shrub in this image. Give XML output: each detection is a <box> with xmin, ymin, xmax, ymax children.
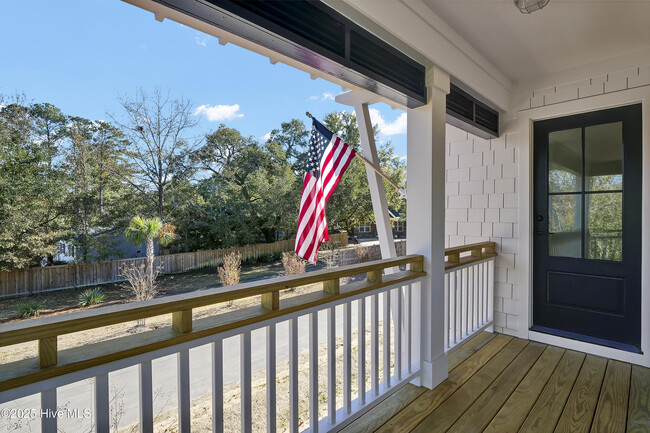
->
<box><xmin>78</xmin><ymin>288</ymin><xmax>106</xmax><ymax>307</ymax></box>
<box><xmin>282</xmin><ymin>252</ymin><xmax>307</xmax><ymax>276</ymax></box>
<box><xmin>218</xmin><ymin>252</ymin><xmax>242</xmax><ymax>287</ymax></box>
<box><xmin>120</xmin><ymin>262</ymin><xmax>160</xmax><ymax>302</ymax></box>
<box><xmin>355</xmin><ymin>246</ymin><xmax>371</xmax><ymax>263</ymax></box>
<box><xmin>17</xmin><ymin>301</ymin><xmax>43</xmax><ymax>318</ymax></box>
<box><xmin>320</xmin><ymin>241</ymin><xmax>342</xmax><ymax>268</ymax></box>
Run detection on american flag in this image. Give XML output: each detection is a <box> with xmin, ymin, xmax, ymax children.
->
<box><xmin>295</xmin><ymin>118</ymin><xmax>356</xmax><ymax>264</ymax></box>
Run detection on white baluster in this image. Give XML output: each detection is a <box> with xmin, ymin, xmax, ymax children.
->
<box><xmin>488</xmin><ymin>260</ymin><xmax>494</xmax><ymax>322</ymax></box>
<box><xmin>445</xmin><ymin>273</ymin><xmax>450</xmax><ymax>350</ymax></box>
<box><xmin>241</xmin><ymin>332</ymin><xmax>252</xmax><ymax>433</ymax></box>
<box><xmin>343</xmin><ymin>302</ymin><xmax>352</xmax><ymax>414</ymax></box>
<box><xmin>212</xmin><ymin>339</ymin><xmax>224</xmax><ymax>433</ymax></box>
<box><xmin>327</xmin><ymin>307</ymin><xmax>336</xmax><ymax>424</ymax></box>
<box><xmin>395</xmin><ymin>287</ymin><xmax>402</xmax><ymax>380</ymax></box>
<box><xmin>94</xmin><ymin>373</ymin><xmax>109</xmax><ymax>433</ymax></box>
<box><xmin>289</xmin><ymin>318</ymin><xmax>299</xmax><ymax>433</ymax></box>
<box><xmin>371</xmin><ymin>294</ymin><xmax>379</xmax><ymax>395</ymax></box>
<box><xmin>383</xmin><ymin>290</ymin><xmax>391</xmax><ymax>388</ymax></box>
<box><xmin>266</xmin><ymin>325</ymin><xmax>276</xmax><ymax>433</ymax></box>
<box><xmin>406</xmin><ymin>284</ymin><xmax>412</xmax><ymax>374</ymax></box>
<box><xmin>309</xmin><ymin>312</ymin><xmax>319</xmax><ymax>432</ymax></box>
<box><xmin>455</xmin><ymin>270</ymin><xmax>460</xmax><ymax>345</ymax></box>
<box><xmin>478</xmin><ymin>263</ymin><xmax>485</xmax><ymax>327</ymax></box>
<box><xmin>358</xmin><ymin>298</ymin><xmax>366</xmax><ymax>405</ymax></box>
<box><xmin>140</xmin><ymin>360</ymin><xmax>154</xmax><ymax>433</ymax></box>
<box><xmin>178</xmin><ymin>349</ymin><xmax>190</xmax><ymax>433</ymax></box>
<box><xmin>41</xmin><ymin>389</ymin><xmax>57</xmax><ymax>433</ymax></box>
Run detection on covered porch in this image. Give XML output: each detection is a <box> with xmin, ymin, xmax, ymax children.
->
<box><xmin>2</xmin><ymin>0</ymin><xmax>650</xmax><ymax>432</ymax></box>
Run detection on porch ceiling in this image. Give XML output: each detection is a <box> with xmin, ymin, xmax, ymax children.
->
<box><xmin>422</xmin><ymin>0</ymin><xmax>650</xmax><ymax>83</ymax></box>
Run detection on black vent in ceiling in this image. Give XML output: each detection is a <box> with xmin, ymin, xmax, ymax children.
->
<box><xmin>349</xmin><ymin>30</ymin><xmax>425</xmax><ymax>100</ymax></box>
<box><xmin>198</xmin><ymin>0</ymin><xmax>426</xmax><ymax>107</ymax></box>
<box><xmin>446</xmin><ymin>84</ymin><xmax>499</xmax><ymax>139</ymax></box>
<box><xmin>214</xmin><ymin>1</ymin><xmax>346</xmax><ymax>58</ymax></box>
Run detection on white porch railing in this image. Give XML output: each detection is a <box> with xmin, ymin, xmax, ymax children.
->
<box><xmin>444</xmin><ymin>242</ymin><xmax>497</xmax><ymax>352</ymax></box>
<box><xmin>0</xmin><ymin>255</ymin><xmax>424</xmax><ymax>433</ymax></box>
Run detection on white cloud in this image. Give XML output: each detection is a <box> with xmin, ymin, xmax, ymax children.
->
<box><xmin>194</xmin><ymin>36</ymin><xmax>207</xmax><ymax>47</ymax></box>
<box><xmin>262</xmin><ymin>132</ymin><xmax>272</xmax><ymax>141</ymax></box>
<box><xmin>368</xmin><ymin>109</ymin><xmax>407</xmax><ymax>136</ymax></box>
<box><xmin>308</xmin><ymin>92</ymin><xmax>336</xmax><ymax>102</ymax></box>
<box><xmin>194</xmin><ymin>104</ymin><xmax>244</xmax><ymax>122</ymax></box>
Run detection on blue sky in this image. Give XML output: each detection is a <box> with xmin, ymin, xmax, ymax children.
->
<box><xmin>0</xmin><ymin>0</ymin><xmax>407</xmax><ymax>157</ymax></box>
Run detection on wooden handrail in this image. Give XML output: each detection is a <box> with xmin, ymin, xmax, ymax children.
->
<box><xmin>445</xmin><ymin>241</ymin><xmax>497</xmax><ymax>271</ymax></box>
<box><xmin>0</xmin><ymin>255</ymin><xmax>423</xmax><ymax>348</ymax></box>
<box><xmin>0</xmin><ymin>255</ymin><xmax>424</xmax><ymax>392</ymax></box>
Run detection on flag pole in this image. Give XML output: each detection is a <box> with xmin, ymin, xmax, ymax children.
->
<box><xmin>305</xmin><ymin>112</ymin><xmax>405</xmax><ymax>196</ymax></box>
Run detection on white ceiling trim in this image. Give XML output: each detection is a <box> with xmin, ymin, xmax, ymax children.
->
<box><xmin>341</xmin><ymin>0</ymin><xmax>513</xmax><ymax>111</ymax></box>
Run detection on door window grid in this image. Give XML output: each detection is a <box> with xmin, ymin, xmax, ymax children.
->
<box><xmin>547</xmin><ymin>122</ymin><xmax>623</xmax><ymax>261</ymax></box>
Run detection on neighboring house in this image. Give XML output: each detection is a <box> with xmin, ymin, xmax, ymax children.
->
<box><xmin>53</xmin><ymin>231</ymin><xmax>158</xmax><ymax>264</ymax></box>
<box><xmin>355</xmin><ymin>209</ymin><xmax>405</xmax><ymax>239</ymax></box>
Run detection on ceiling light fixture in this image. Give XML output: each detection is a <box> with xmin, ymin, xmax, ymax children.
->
<box><xmin>514</xmin><ymin>0</ymin><xmax>549</xmax><ymax>14</ymax></box>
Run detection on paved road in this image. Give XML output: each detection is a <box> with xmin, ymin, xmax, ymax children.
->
<box><xmin>1</xmin><ymin>297</ymin><xmax>389</xmax><ymax>432</ymax></box>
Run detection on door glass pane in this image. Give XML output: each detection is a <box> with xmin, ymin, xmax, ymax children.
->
<box><xmin>549</xmin><ymin>194</ymin><xmax>582</xmax><ymax>258</ymax></box>
<box><xmin>549</xmin><ymin>128</ymin><xmax>582</xmax><ymax>193</ymax></box>
<box><xmin>585</xmin><ymin>122</ymin><xmax>623</xmax><ymax>191</ymax></box>
<box><xmin>586</xmin><ymin>193</ymin><xmax>622</xmax><ymax>261</ymax></box>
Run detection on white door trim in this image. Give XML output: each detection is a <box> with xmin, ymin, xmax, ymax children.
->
<box><xmin>516</xmin><ymin>87</ymin><xmax>650</xmax><ymax>367</ymax></box>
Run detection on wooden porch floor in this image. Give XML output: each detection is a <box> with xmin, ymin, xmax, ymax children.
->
<box><xmin>342</xmin><ymin>332</ymin><xmax>650</xmax><ymax>433</ymax></box>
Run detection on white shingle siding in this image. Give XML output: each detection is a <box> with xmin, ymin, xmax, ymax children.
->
<box><xmin>445</xmin><ymin>125</ymin><xmax>520</xmax><ymax>335</ymax></box>
<box><xmin>518</xmin><ymin>64</ymin><xmax>650</xmax><ymax>110</ymax></box>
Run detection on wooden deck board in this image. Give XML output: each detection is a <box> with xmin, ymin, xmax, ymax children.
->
<box><xmin>517</xmin><ymin>349</ymin><xmax>585</xmax><ymax>433</ymax></box>
<box><xmin>448</xmin><ymin>331</ymin><xmax>496</xmax><ymax>371</ymax></box>
<box><xmin>340</xmin><ymin>384</ymin><xmax>426</xmax><ymax>433</ymax></box>
<box><xmin>374</xmin><ymin>334</ymin><xmax>512</xmax><ymax>433</ymax></box>
<box><xmin>484</xmin><ymin>345</ymin><xmax>565</xmax><ymax>433</ymax></box>
<box><xmin>446</xmin><ymin>342</ymin><xmax>547</xmax><ymax>433</ymax></box>
<box><xmin>410</xmin><ymin>338</ymin><xmax>529</xmax><ymax>432</ymax></box>
<box><xmin>591</xmin><ymin>360</ymin><xmax>631</xmax><ymax>433</ymax></box>
<box><xmin>356</xmin><ymin>334</ymin><xmax>650</xmax><ymax>433</ymax></box>
<box><xmin>555</xmin><ymin>355</ymin><xmax>608</xmax><ymax>433</ymax></box>
<box><xmin>627</xmin><ymin>365</ymin><xmax>650</xmax><ymax>433</ymax></box>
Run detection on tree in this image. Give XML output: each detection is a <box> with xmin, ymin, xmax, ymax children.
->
<box><xmin>266</xmin><ymin>119</ymin><xmax>309</xmax><ymax>174</ymax></box>
<box><xmin>124</xmin><ymin>216</ymin><xmax>177</xmax><ymax>300</ymax></box>
<box><xmin>191</xmin><ymin>125</ymin><xmax>300</xmax><ymax>245</ymax></box>
<box><xmin>112</xmin><ymin>89</ymin><xmax>199</xmax><ymax>219</ymax></box>
<box><xmin>0</xmin><ymin>100</ymin><xmax>68</xmax><ymax>270</ymax></box>
<box><xmin>64</xmin><ymin>118</ymin><xmax>137</xmax><ymax>262</ymax></box>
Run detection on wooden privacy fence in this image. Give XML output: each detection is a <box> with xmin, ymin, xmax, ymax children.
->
<box><xmin>0</xmin><ymin>232</ymin><xmax>348</xmax><ymax>299</ymax></box>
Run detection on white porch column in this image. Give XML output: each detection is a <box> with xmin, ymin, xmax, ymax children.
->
<box><xmin>407</xmin><ymin>66</ymin><xmax>449</xmax><ymax>389</ymax></box>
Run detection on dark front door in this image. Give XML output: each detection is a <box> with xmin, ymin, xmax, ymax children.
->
<box><xmin>533</xmin><ymin>104</ymin><xmax>642</xmax><ymax>352</ymax></box>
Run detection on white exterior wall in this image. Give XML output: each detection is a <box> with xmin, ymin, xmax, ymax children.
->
<box><xmin>445</xmin><ymin>124</ymin><xmax>520</xmax><ymax>336</ymax></box>
<box><xmin>443</xmin><ymin>55</ymin><xmax>650</xmax><ymax>365</ymax></box>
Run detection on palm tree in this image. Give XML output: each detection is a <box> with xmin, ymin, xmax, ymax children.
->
<box><xmin>125</xmin><ymin>216</ymin><xmax>177</xmax><ymax>296</ymax></box>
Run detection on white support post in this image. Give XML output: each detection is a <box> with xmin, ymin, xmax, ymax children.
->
<box><xmin>407</xmin><ymin>65</ymin><xmax>450</xmax><ymax>389</ymax></box>
<box><xmin>335</xmin><ymin>90</ymin><xmax>398</xmax><ymax>266</ymax></box>
<box><xmin>354</xmin><ymin>102</ymin><xmax>398</xmax><ymax>265</ymax></box>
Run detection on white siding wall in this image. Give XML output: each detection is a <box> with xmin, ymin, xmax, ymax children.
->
<box><xmin>513</xmin><ymin>65</ymin><xmax>650</xmax><ymax>112</ymax></box>
<box><xmin>447</xmin><ymin>60</ymin><xmax>650</xmax><ymax>340</ymax></box>
<box><xmin>445</xmin><ymin>124</ymin><xmax>520</xmax><ymax>336</ymax></box>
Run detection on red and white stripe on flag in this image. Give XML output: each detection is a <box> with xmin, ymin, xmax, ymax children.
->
<box><xmin>295</xmin><ymin>120</ymin><xmax>356</xmax><ymax>264</ymax></box>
